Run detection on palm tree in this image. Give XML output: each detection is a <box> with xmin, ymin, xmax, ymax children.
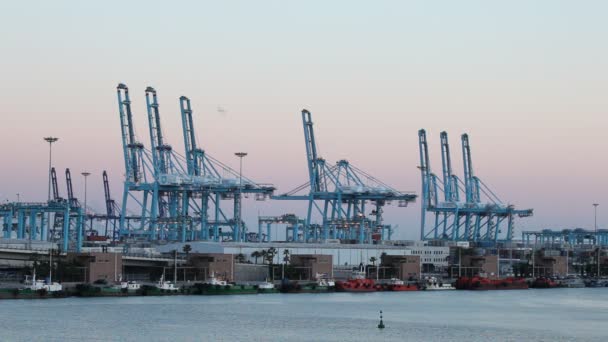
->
<box><xmin>369</xmin><ymin>256</ymin><xmax>377</xmax><ymax>266</ymax></box>
<box><xmin>283</xmin><ymin>249</ymin><xmax>290</xmax><ymax>264</ymax></box>
<box><xmin>182</xmin><ymin>244</ymin><xmax>192</xmax><ymax>260</ymax></box>
<box><xmin>282</xmin><ymin>249</ymin><xmax>290</xmax><ymax>280</ymax></box>
<box><xmin>265</xmin><ymin>247</ymin><xmax>277</xmax><ymax>265</ymax></box>
<box><xmin>236</xmin><ymin>253</ymin><xmax>246</xmax><ymax>264</ymax></box>
<box><xmin>251</xmin><ymin>251</ymin><xmax>261</xmax><ymax>264</ymax></box>
<box><xmin>260</xmin><ymin>250</ymin><xmax>268</xmax><ymax>264</ymax></box>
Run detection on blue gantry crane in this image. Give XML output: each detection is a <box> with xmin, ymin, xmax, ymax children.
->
<box><xmin>273</xmin><ymin>109</ymin><xmax>417</xmax><ymax>244</ymax></box>
<box><xmin>418</xmin><ymin>129</ymin><xmax>533</xmax><ymax>243</ymax></box>
<box><xmin>522</xmin><ymin>228</ymin><xmax>608</xmax><ymax>247</ymax></box>
<box><xmin>97</xmin><ymin>170</ymin><xmax>141</xmax><ymax>241</ymax></box>
<box><xmin>179</xmin><ymin>94</ymin><xmax>275</xmax><ymax>242</ymax></box>
<box><xmin>0</xmin><ymin>166</ymin><xmax>85</xmax><ymax>251</ymax></box>
<box><xmin>116</xmin><ymin>84</ymin><xmax>274</xmax><ymax>243</ymax></box>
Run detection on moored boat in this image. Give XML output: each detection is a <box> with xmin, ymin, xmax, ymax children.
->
<box><xmin>560</xmin><ymin>277</ymin><xmax>585</xmax><ymax>288</ymax></box>
<box><xmin>423</xmin><ymin>277</ymin><xmax>455</xmax><ymax>291</ymax></box>
<box><xmin>455</xmin><ymin>276</ymin><xmax>528</xmax><ymax>290</ymax></box>
<box><xmin>257</xmin><ymin>280</ymin><xmax>278</xmax><ymax>293</ymax></box>
<box><xmin>335</xmin><ymin>271</ymin><xmax>378</xmax><ymax>292</ymax></box>
<box><xmin>204</xmin><ymin>272</ymin><xmax>229</xmax><ymax>286</ymax></box>
<box><xmin>155</xmin><ymin>274</ymin><xmax>179</xmax><ymax>292</ymax></box>
<box><xmin>384</xmin><ymin>278</ymin><xmax>418</xmax><ymax>291</ymax></box>
<box><xmin>23</xmin><ymin>269</ymin><xmax>63</xmax><ymax>293</ymax></box>
<box><xmin>120</xmin><ymin>281</ymin><xmax>141</xmax><ymax>291</ymax></box>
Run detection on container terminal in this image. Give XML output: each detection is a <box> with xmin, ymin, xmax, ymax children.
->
<box><xmin>0</xmin><ymin>84</ymin><xmax>606</xmax><ymax>297</ymax></box>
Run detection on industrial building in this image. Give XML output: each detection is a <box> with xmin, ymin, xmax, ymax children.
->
<box><xmin>155</xmin><ymin>241</ymin><xmax>450</xmax><ymax>271</ymax></box>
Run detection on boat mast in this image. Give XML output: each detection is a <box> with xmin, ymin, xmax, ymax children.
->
<box><xmin>49</xmin><ymin>249</ymin><xmax>52</xmax><ymax>283</ymax></box>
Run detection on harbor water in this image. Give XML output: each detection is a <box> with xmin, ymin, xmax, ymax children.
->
<box><xmin>1</xmin><ymin>288</ymin><xmax>607</xmax><ymax>341</ymax></box>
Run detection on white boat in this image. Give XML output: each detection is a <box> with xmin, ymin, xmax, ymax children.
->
<box><xmin>156</xmin><ymin>274</ymin><xmax>179</xmax><ymax>291</ymax></box>
<box><xmin>561</xmin><ymin>277</ymin><xmax>585</xmax><ymax>288</ymax></box>
<box><xmin>258</xmin><ymin>281</ymin><xmax>275</xmax><ymax>290</ymax></box>
<box><xmin>315</xmin><ymin>273</ymin><xmax>335</xmax><ymax>287</ymax></box>
<box><xmin>388</xmin><ymin>278</ymin><xmax>405</xmax><ymax>286</ymax></box>
<box><xmin>24</xmin><ymin>269</ymin><xmax>62</xmax><ymax>292</ymax></box>
<box><xmin>204</xmin><ymin>272</ymin><xmax>230</xmax><ymax>286</ymax></box>
<box><xmin>423</xmin><ymin>277</ymin><xmax>455</xmax><ymax>291</ymax></box>
<box><xmin>24</xmin><ymin>250</ymin><xmax>62</xmax><ymax>293</ymax></box>
<box><xmin>120</xmin><ymin>281</ymin><xmax>141</xmax><ymax>291</ymax></box>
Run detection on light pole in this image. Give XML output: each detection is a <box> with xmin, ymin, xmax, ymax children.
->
<box><xmin>44</xmin><ymin>137</ymin><xmax>59</xmax><ymax>241</ymax></box>
<box><xmin>234</xmin><ymin>152</ymin><xmax>247</xmax><ymax>242</ymax></box>
<box><xmin>235</xmin><ymin>152</ymin><xmax>248</xmax><ymax>188</ymax></box>
<box><xmin>82</xmin><ymin>172</ymin><xmax>91</xmax><ymax>225</ymax></box>
<box><xmin>594</xmin><ymin>203</ymin><xmax>599</xmax><ymax>235</ymax></box>
<box><xmin>593</xmin><ymin>203</ymin><xmax>600</xmax><ymax>277</ymax></box>
<box><xmin>16</xmin><ymin>193</ymin><xmax>20</xmax><ymax>203</ymax></box>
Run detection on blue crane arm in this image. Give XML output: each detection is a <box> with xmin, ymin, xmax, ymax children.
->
<box><xmin>51</xmin><ymin>167</ymin><xmax>60</xmax><ymax>200</ymax></box>
<box><xmin>117</xmin><ymin>83</ymin><xmax>142</xmax><ymax>183</ymax></box>
<box><xmin>65</xmin><ymin>168</ymin><xmax>78</xmax><ymax>208</ymax></box>
<box><xmin>145</xmin><ymin>87</ymin><xmax>171</xmax><ymax>175</ymax></box>
<box><xmin>461</xmin><ymin>133</ymin><xmax>480</xmax><ymax>203</ymax></box>
<box><xmin>103</xmin><ymin>170</ymin><xmax>114</xmax><ymax>216</ymax></box>
<box><xmin>180</xmin><ymin>96</ymin><xmax>199</xmax><ymax>176</ymax></box>
<box><xmin>440</xmin><ymin>131</ymin><xmax>458</xmax><ymax>202</ymax></box>
<box><xmin>302</xmin><ymin>109</ymin><xmax>321</xmax><ymax>192</ymax></box>
<box><xmin>418</xmin><ymin>129</ymin><xmax>434</xmax><ymax>208</ymax></box>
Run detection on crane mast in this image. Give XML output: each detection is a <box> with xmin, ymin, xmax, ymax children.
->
<box><xmin>65</xmin><ymin>168</ymin><xmax>78</xmax><ymax>208</ymax></box>
<box><xmin>180</xmin><ymin>96</ymin><xmax>199</xmax><ymax>176</ymax></box>
<box><xmin>103</xmin><ymin>171</ymin><xmax>114</xmax><ymax>217</ymax></box>
<box><xmin>51</xmin><ymin>167</ymin><xmax>60</xmax><ymax>201</ymax></box>
<box><xmin>461</xmin><ymin>134</ymin><xmax>479</xmax><ymax>203</ymax></box>
<box><xmin>302</xmin><ymin>110</ymin><xmax>321</xmax><ymax>192</ymax></box>
<box><xmin>420</xmin><ymin>129</ymin><xmax>533</xmax><ymax>243</ymax></box>
<box><xmin>117</xmin><ymin>83</ymin><xmax>143</xmax><ymax>183</ymax></box>
<box><xmin>145</xmin><ymin>86</ymin><xmax>171</xmax><ymax>175</ymax></box>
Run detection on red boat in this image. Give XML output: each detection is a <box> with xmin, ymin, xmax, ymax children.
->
<box><xmin>335</xmin><ymin>271</ymin><xmax>378</xmax><ymax>292</ymax></box>
<box><xmin>455</xmin><ymin>276</ymin><xmax>528</xmax><ymax>290</ymax></box>
<box><xmin>384</xmin><ymin>278</ymin><xmax>419</xmax><ymax>291</ymax></box>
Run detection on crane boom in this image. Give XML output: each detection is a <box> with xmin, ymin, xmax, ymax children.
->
<box><xmin>117</xmin><ymin>83</ymin><xmax>143</xmax><ymax>183</ymax></box>
<box><xmin>51</xmin><ymin>167</ymin><xmax>60</xmax><ymax>200</ymax></box>
<box><xmin>302</xmin><ymin>110</ymin><xmax>321</xmax><ymax>192</ymax></box>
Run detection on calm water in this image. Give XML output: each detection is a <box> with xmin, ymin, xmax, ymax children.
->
<box><xmin>1</xmin><ymin>289</ymin><xmax>607</xmax><ymax>341</ymax></box>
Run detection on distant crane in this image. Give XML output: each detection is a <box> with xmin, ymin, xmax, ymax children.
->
<box><xmin>273</xmin><ymin>109</ymin><xmax>416</xmax><ymax>244</ymax></box>
<box><xmin>179</xmin><ymin>94</ymin><xmax>275</xmax><ymax>242</ymax></box>
<box><xmin>116</xmin><ymin>84</ymin><xmax>274</xmax><ymax>243</ymax></box>
<box><xmin>418</xmin><ymin>129</ymin><xmax>533</xmax><ymax>243</ymax></box>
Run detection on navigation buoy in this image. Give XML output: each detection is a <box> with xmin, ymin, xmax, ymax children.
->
<box><xmin>377</xmin><ymin>310</ymin><xmax>385</xmax><ymax>329</ymax></box>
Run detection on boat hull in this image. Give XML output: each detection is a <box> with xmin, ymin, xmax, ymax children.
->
<box><xmin>455</xmin><ymin>277</ymin><xmax>529</xmax><ymax>290</ymax></box>
<box><xmin>385</xmin><ymin>284</ymin><xmax>419</xmax><ymax>291</ymax></box>
<box><xmin>335</xmin><ymin>279</ymin><xmax>378</xmax><ymax>292</ymax></box>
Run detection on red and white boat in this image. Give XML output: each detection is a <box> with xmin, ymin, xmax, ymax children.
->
<box><xmin>384</xmin><ymin>278</ymin><xmax>419</xmax><ymax>291</ymax></box>
<box><xmin>335</xmin><ymin>271</ymin><xmax>378</xmax><ymax>292</ymax></box>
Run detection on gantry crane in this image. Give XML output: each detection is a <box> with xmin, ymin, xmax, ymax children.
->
<box><xmin>273</xmin><ymin>109</ymin><xmax>416</xmax><ymax>244</ymax></box>
<box><xmin>418</xmin><ymin>129</ymin><xmax>533</xmax><ymax>243</ymax></box>
<box><xmin>116</xmin><ymin>84</ymin><xmax>274</xmax><ymax>243</ymax></box>
<box><xmin>179</xmin><ymin>94</ymin><xmax>275</xmax><ymax>242</ymax></box>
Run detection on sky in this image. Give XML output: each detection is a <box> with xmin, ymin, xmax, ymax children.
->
<box><xmin>1</xmin><ymin>1</ymin><xmax>607</xmax><ymax>240</ymax></box>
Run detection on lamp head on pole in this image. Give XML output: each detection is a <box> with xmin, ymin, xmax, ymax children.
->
<box><xmin>82</xmin><ymin>172</ymin><xmax>91</xmax><ymax>178</ymax></box>
<box><xmin>44</xmin><ymin>137</ymin><xmax>59</xmax><ymax>144</ymax></box>
<box><xmin>235</xmin><ymin>152</ymin><xmax>248</xmax><ymax>158</ymax></box>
